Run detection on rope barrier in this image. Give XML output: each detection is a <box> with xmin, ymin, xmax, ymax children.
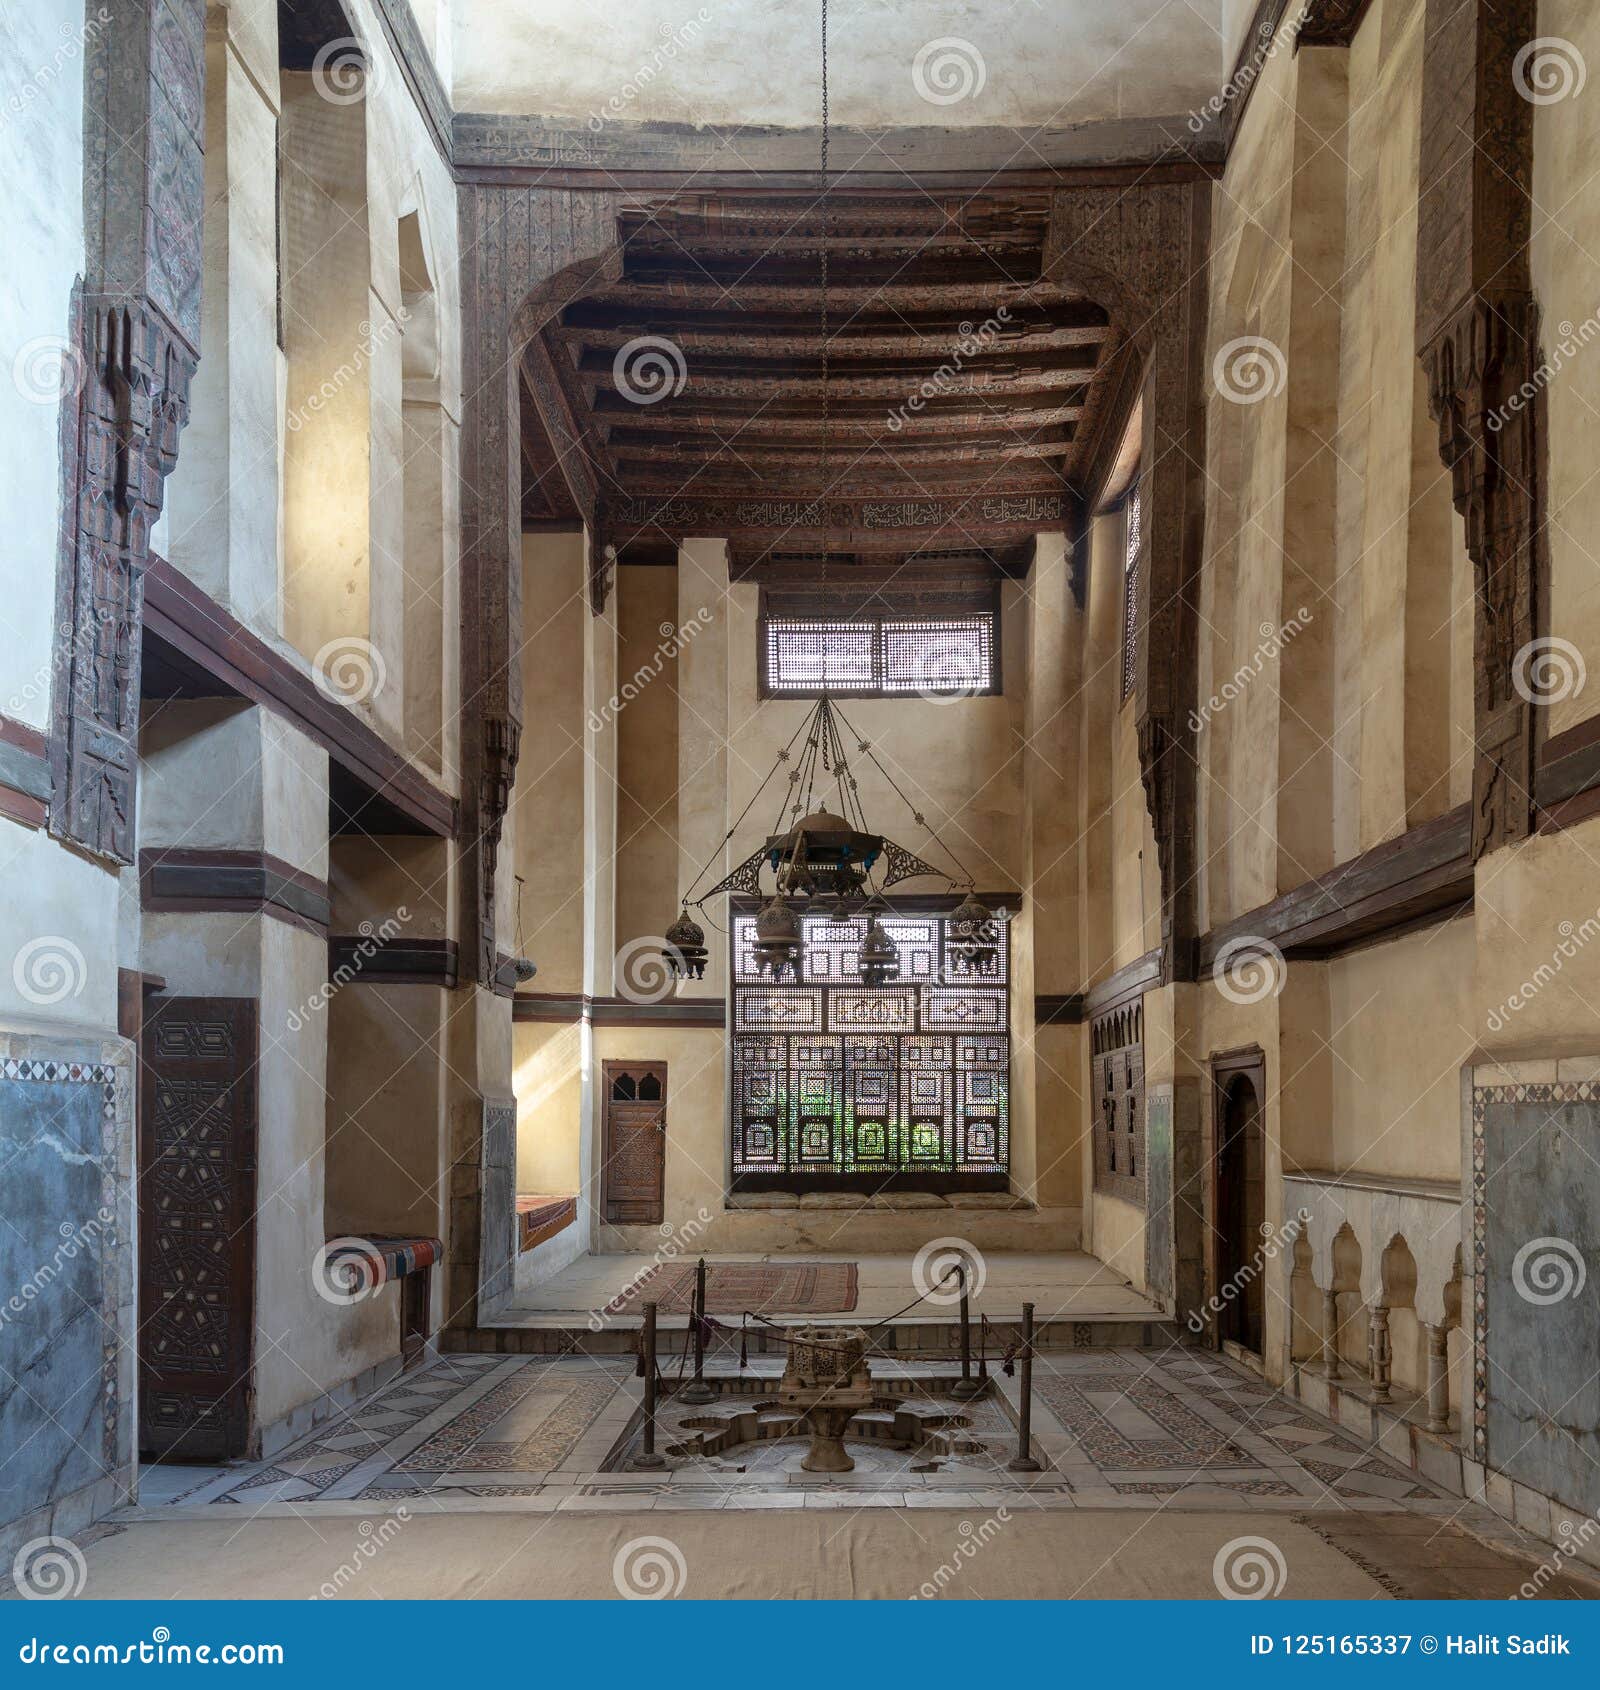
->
<box><xmin>635</xmin><ymin>1262</ymin><xmax>994</xmax><ymax>1390</ymax></box>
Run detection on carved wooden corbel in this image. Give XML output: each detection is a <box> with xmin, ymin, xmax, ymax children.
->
<box><xmin>467</xmin><ymin>711</ymin><xmax>522</xmax><ymax>987</ymax></box>
<box><xmin>1420</xmin><ymin>294</ymin><xmax>1540</xmax><ymax>856</ymax></box>
<box><xmin>480</xmin><ymin>713</ymin><xmax>522</xmax><ymax>853</ymax></box>
<box><xmin>1137</xmin><ymin>712</ymin><xmax>1177</xmax><ymax>900</ymax></box>
<box><xmin>51</xmin><ymin>299</ymin><xmax>197</xmax><ymax>864</ymax></box>
<box><xmin>1414</xmin><ymin>0</ymin><xmax>1542</xmax><ymax>861</ymax></box>
<box><xmin>1294</xmin><ymin>0</ymin><xmax>1375</xmax><ymax>49</ymax></box>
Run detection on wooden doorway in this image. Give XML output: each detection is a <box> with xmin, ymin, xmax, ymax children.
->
<box><xmin>1210</xmin><ymin>1048</ymin><xmax>1266</xmax><ymax>1356</ymax></box>
<box><xmin>602</xmin><ymin>1061</ymin><xmax>666</xmax><ymax>1225</ymax></box>
<box><xmin>138</xmin><ymin>996</ymin><xmax>259</xmax><ymax>1461</ymax></box>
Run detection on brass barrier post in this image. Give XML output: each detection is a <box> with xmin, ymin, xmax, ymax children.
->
<box><xmin>636</xmin><ymin>1299</ymin><xmax>665</xmax><ymax>1467</ymax></box>
<box><xmin>1008</xmin><ymin>1300</ymin><xmax>1042</xmax><ymax>1471</ymax></box>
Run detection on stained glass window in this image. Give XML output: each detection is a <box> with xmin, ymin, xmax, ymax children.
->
<box><xmin>731</xmin><ymin>911</ymin><xmax>1009</xmax><ymax>1182</ymax></box>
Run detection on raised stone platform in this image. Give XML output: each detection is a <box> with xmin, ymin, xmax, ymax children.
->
<box><xmin>458</xmin><ymin>1250</ymin><xmax>1184</xmax><ymax>1356</ymax></box>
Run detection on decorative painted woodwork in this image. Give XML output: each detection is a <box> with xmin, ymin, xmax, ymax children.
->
<box><xmin>138</xmin><ymin>996</ymin><xmax>258</xmax><ymax>1461</ymax></box>
<box><xmin>602</xmin><ymin>1063</ymin><xmax>667</xmax><ymax>1226</ymax></box>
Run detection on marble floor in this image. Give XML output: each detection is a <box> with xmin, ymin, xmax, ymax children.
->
<box><xmin>90</xmin><ymin>1343</ymin><xmax>1599</xmax><ymax>1602</ymax></box>
<box><xmin>130</xmin><ymin>1344</ymin><xmax>1506</xmax><ymax>1521</ymax></box>
<box><xmin>491</xmin><ymin>1249</ymin><xmax>1163</xmax><ymax>1329</ymax></box>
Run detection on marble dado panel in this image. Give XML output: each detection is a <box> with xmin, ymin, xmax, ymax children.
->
<box><xmin>0</xmin><ymin>1025</ymin><xmax>135</xmax><ymax>1560</ymax></box>
<box><xmin>478</xmin><ymin>1098</ymin><xmax>518</xmax><ymax>1318</ymax></box>
<box><xmin>1468</xmin><ymin>1060</ymin><xmax>1600</xmax><ymax>1517</ymax></box>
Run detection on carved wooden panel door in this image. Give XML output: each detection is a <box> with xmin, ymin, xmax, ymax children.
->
<box><xmin>138</xmin><ymin>997</ymin><xmax>258</xmax><ymax>1460</ymax></box>
<box><xmin>602</xmin><ymin>1062</ymin><xmax>666</xmax><ymax>1225</ymax></box>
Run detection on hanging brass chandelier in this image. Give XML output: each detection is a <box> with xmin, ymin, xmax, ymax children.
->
<box><xmin>661</xmin><ymin>693</ymin><xmax>1000</xmax><ymax>985</ymax></box>
<box><xmin>660</xmin><ymin>0</ymin><xmax>999</xmax><ymax>988</ymax></box>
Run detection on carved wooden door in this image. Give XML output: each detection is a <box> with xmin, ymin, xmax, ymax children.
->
<box><xmin>602</xmin><ymin>1062</ymin><xmax>666</xmax><ymax>1225</ymax></box>
<box><xmin>139</xmin><ymin>997</ymin><xmax>258</xmax><ymax>1460</ymax></box>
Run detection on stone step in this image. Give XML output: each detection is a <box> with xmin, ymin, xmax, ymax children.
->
<box><xmin>444</xmin><ymin>1312</ymin><xmax>1190</xmax><ymax>1358</ymax></box>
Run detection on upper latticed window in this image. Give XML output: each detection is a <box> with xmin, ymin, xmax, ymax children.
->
<box><xmin>762</xmin><ymin>614</ymin><xmax>997</xmax><ymax>699</ymax></box>
<box><xmin>1121</xmin><ymin>484</ymin><xmax>1142</xmax><ymax>702</ymax></box>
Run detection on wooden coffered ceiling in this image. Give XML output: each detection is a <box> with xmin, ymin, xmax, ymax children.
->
<box><xmin>518</xmin><ymin>194</ymin><xmax>1136</xmax><ymax>559</ymax></box>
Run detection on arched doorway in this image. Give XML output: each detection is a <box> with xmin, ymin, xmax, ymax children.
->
<box><xmin>1211</xmin><ymin>1050</ymin><xmax>1265</xmax><ymax>1355</ymax></box>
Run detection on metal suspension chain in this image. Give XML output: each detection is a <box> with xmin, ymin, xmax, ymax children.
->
<box><xmin>819</xmin><ymin>0</ymin><xmax>831</xmax><ymax>606</ymax></box>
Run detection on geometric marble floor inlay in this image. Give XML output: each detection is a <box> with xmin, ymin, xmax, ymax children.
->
<box><xmin>1058</xmin><ymin>1350</ymin><xmax>1441</xmax><ymax>1503</ymax></box>
<box><xmin>126</xmin><ymin>1345</ymin><xmax>1460</xmax><ymax>1518</ymax></box>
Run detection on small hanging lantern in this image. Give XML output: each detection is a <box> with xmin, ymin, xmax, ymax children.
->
<box><xmin>753</xmin><ymin>892</ymin><xmax>803</xmax><ymax>981</ymax></box>
<box><xmin>662</xmin><ymin>907</ymin><xmax>708</xmax><ymax>980</ymax></box>
<box><xmin>857</xmin><ymin>911</ymin><xmax>901</xmax><ymax>988</ymax></box>
<box><xmin>945</xmin><ymin>889</ymin><xmax>998</xmax><ymax>976</ymax></box>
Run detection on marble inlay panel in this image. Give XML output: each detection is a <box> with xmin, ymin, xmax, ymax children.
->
<box><xmin>0</xmin><ymin>1027</ymin><xmax>134</xmax><ymax>1540</ymax></box>
<box><xmin>1472</xmin><ymin>1078</ymin><xmax>1600</xmax><ymax>1513</ymax></box>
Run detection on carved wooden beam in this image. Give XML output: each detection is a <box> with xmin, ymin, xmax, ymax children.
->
<box><xmin>50</xmin><ymin>0</ymin><xmax>205</xmax><ymax>865</ymax></box>
<box><xmin>1415</xmin><ymin>0</ymin><xmax>1542</xmax><ymax>860</ymax></box>
<box><xmin>1049</xmin><ymin>182</ymin><xmax>1211</xmax><ymax>983</ymax></box>
<box><xmin>608</xmin><ymin>490</ymin><xmax>1068</xmax><ymax>551</ymax></box>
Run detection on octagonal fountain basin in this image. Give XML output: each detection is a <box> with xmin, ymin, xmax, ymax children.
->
<box><xmin>613</xmin><ymin>1383</ymin><xmax>1017</xmax><ymax>1477</ymax></box>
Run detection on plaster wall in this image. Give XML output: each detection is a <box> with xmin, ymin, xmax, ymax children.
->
<box><xmin>0</xmin><ymin>0</ymin><xmax>119</xmax><ymax>1083</ymax></box>
<box><xmin>1325</xmin><ymin>919</ymin><xmax>1474</xmax><ymax>1182</ymax></box>
<box><xmin>163</xmin><ymin>2</ymin><xmax>462</xmax><ymax>785</ymax></box>
<box><xmin>164</xmin><ymin>11</ymin><xmax>281</xmax><ymax>619</ymax></box>
<box><xmin>449</xmin><ymin>0</ymin><xmax>1231</xmax><ymax>132</ymax></box>
<box><xmin>1201</xmin><ymin>0</ymin><xmax>1471</xmax><ymax>923</ymax></box>
<box><xmin>0</xmin><ymin>0</ymin><xmax>86</xmax><ymax>737</ymax></box>
<box><xmin>717</xmin><ymin>579</ymin><xmax>1026</xmax><ymax>892</ymax></box>
<box><xmin>1473</xmin><ymin>815</ymin><xmax>1600</xmax><ymax>1059</ymax></box>
<box><xmin>513</xmin><ymin>1018</ymin><xmax>584</xmax><ymax>1195</ymax></box>
<box><xmin>404</xmin><ymin>0</ymin><xmax>453</xmax><ymax>97</ymax></box>
<box><xmin>1075</xmin><ymin>510</ymin><xmax>1159</xmax><ymax>979</ymax></box>
<box><xmin>1532</xmin><ymin>0</ymin><xmax>1600</xmax><ymax>741</ymax></box>
<box><xmin>511</xmin><ymin>531</ymin><xmax>587</xmax><ymax>990</ymax></box>
<box><xmin>137</xmin><ymin>703</ymin><xmax>397</xmax><ymax>1433</ymax></box>
<box><xmin>510</xmin><ymin>543</ymin><xmax>1048</xmax><ymax>1260</ymax></box>
<box><xmin>1092</xmin><ymin>1191</ymin><xmax>1146</xmax><ymax>1291</ymax></box>
<box><xmin>613</xmin><ymin>565</ymin><xmax>681</xmax><ymax>956</ymax></box>
<box><xmin>323</xmin><ymin>836</ymin><xmax>452</xmax><ymax>1241</ymax></box>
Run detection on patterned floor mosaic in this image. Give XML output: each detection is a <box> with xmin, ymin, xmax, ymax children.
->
<box><xmin>132</xmin><ymin>1345</ymin><xmax>1464</xmax><ymax>1517</ymax></box>
<box><xmin>1032</xmin><ymin>1349</ymin><xmax>1439</xmax><ymax>1505</ymax></box>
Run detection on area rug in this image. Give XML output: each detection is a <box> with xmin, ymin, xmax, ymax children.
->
<box><xmin>602</xmin><ymin>1261</ymin><xmax>859</xmax><ymax>1317</ymax></box>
